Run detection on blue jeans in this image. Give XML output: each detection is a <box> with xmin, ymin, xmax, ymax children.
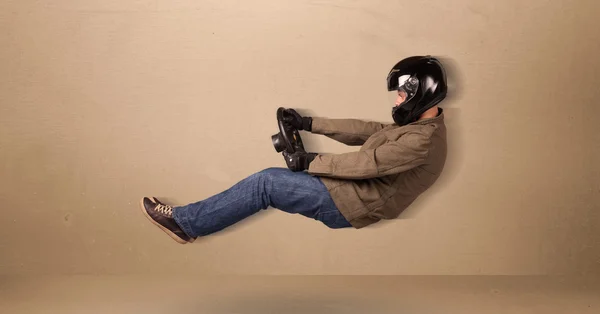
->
<box><xmin>172</xmin><ymin>167</ymin><xmax>352</xmax><ymax>237</ymax></box>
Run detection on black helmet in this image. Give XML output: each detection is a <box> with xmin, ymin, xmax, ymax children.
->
<box><xmin>386</xmin><ymin>55</ymin><xmax>447</xmax><ymax>126</ymax></box>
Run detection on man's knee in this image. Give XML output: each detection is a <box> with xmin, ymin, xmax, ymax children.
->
<box><xmin>256</xmin><ymin>167</ymin><xmax>290</xmax><ymax>180</ymax></box>
<box><xmin>249</xmin><ymin>167</ymin><xmax>282</xmax><ymax>187</ymax></box>
<box><xmin>245</xmin><ymin>168</ymin><xmax>289</xmax><ymax>208</ymax></box>
<box><xmin>250</xmin><ymin>167</ymin><xmax>292</xmax><ymax>192</ymax></box>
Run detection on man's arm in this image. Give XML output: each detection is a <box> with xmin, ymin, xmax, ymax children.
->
<box><xmin>310</xmin><ymin>117</ymin><xmax>392</xmax><ymax>146</ymax></box>
<box><xmin>307</xmin><ymin>132</ymin><xmax>431</xmax><ymax>179</ymax></box>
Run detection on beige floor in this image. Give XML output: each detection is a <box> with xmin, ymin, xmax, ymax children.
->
<box><xmin>1</xmin><ymin>0</ymin><xmax>599</xmax><ymax>278</ymax></box>
<box><xmin>2</xmin><ymin>276</ymin><xmax>599</xmax><ymax>314</ymax></box>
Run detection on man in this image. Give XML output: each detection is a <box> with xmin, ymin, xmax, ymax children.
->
<box><xmin>140</xmin><ymin>55</ymin><xmax>448</xmax><ymax>244</ymax></box>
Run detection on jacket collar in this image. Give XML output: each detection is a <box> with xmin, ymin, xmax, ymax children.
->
<box><xmin>409</xmin><ymin>108</ymin><xmax>444</xmax><ymax>126</ymax></box>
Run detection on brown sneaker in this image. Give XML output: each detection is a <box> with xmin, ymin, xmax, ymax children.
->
<box><xmin>139</xmin><ymin>197</ymin><xmax>194</xmax><ymax>244</ymax></box>
<box><xmin>150</xmin><ymin>197</ymin><xmax>167</xmax><ymax>206</ymax></box>
<box><xmin>148</xmin><ymin>197</ymin><xmax>196</xmax><ymax>243</ymax></box>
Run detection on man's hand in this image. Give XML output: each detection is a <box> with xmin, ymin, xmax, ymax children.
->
<box><xmin>283</xmin><ymin>150</ymin><xmax>318</xmax><ymax>172</ymax></box>
<box><xmin>282</xmin><ymin>109</ymin><xmax>312</xmax><ymax>131</ymax></box>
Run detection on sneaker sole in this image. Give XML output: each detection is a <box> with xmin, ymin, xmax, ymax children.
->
<box><xmin>139</xmin><ymin>198</ymin><xmax>189</xmax><ymax>245</ymax></box>
<box><xmin>149</xmin><ymin>197</ymin><xmax>196</xmax><ymax>243</ymax></box>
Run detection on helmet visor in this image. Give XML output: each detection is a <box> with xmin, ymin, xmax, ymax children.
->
<box><xmin>390</xmin><ymin>74</ymin><xmax>419</xmax><ymax>108</ymax></box>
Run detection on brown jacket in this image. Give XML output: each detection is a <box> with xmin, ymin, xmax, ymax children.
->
<box><xmin>307</xmin><ymin>109</ymin><xmax>447</xmax><ymax>228</ymax></box>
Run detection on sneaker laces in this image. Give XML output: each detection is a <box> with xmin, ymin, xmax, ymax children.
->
<box><xmin>155</xmin><ymin>204</ymin><xmax>173</xmax><ymax>217</ymax></box>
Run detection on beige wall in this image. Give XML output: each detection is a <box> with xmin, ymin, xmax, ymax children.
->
<box><xmin>1</xmin><ymin>0</ymin><xmax>598</xmax><ymax>276</ymax></box>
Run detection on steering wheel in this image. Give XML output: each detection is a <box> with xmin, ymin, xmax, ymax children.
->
<box><xmin>271</xmin><ymin>107</ymin><xmax>306</xmax><ymax>154</ymax></box>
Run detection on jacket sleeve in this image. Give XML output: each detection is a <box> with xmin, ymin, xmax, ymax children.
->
<box><xmin>310</xmin><ymin>117</ymin><xmax>391</xmax><ymax>146</ymax></box>
<box><xmin>307</xmin><ymin>132</ymin><xmax>431</xmax><ymax>179</ymax></box>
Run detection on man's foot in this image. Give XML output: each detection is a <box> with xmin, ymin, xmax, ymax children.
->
<box><xmin>139</xmin><ymin>197</ymin><xmax>195</xmax><ymax>244</ymax></box>
<box><xmin>151</xmin><ymin>197</ymin><xmax>195</xmax><ymax>242</ymax></box>
<box><xmin>150</xmin><ymin>197</ymin><xmax>169</xmax><ymax>207</ymax></box>
<box><xmin>150</xmin><ymin>197</ymin><xmax>195</xmax><ymax>242</ymax></box>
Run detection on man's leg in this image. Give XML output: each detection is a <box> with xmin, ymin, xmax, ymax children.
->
<box><xmin>173</xmin><ymin>167</ymin><xmax>352</xmax><ymax>238</ymax></box>
<box><xmin>140</xmin><ymin>167</ymin><xmax>352</xmax><ymax>243</ymax></box>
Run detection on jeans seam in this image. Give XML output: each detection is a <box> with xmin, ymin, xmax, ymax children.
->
<box><xmin>173</xmin><ymin>207</ymin><xmax>196</xmax><ymax>238</ymax></box>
